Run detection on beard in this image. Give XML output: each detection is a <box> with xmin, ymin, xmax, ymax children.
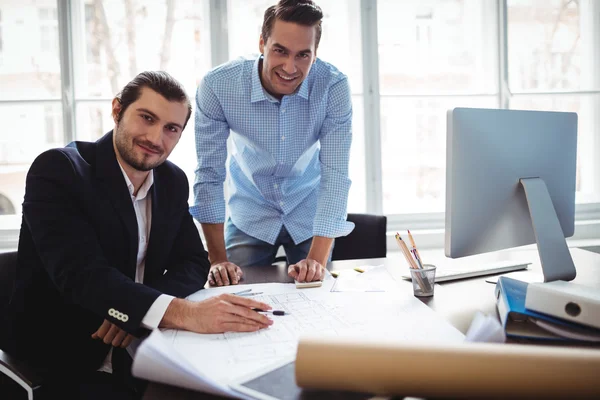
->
<box><xmin>114</xmin><ymin>125</ymin><xmax>165</xmax><ymax>172</ymax></box>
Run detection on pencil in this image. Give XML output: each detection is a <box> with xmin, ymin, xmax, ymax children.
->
<box><xmin>397</xmin><ymin>232</ymin><xmax>430</xmax><ymax>293</ymax></box>
<box><xmin>407</xmin><ymin>230</ymin><xmax>423</xmax><ymax>264</ymax></box>
<box><xmin>395</xmin><ymin>233</ymin><xmax>419</xmax><ymax>270</ymax></box>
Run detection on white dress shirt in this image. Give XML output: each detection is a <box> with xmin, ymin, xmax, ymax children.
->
<box><xmin>97</xmin><ymin>163</ymin><xmax>175</xmax><ymax>373</ymax></box>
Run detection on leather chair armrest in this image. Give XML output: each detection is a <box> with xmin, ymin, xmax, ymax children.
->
<box><xmin>0</xmin><ymin>349</ymin><xmax>45</xmax><ymax>397</ymax></box>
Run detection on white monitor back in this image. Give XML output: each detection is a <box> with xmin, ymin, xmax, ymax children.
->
<box><xmin>445</xmin><ymin>107</ymin><xmax>577</xmax><ymax>258</ymax></box>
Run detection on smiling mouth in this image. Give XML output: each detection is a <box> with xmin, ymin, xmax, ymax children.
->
<box><xmin>136</xmin><ymin>143</ymin><xmax>162</xmax><ymax>155</ymax></box>
<box><xmin>276</xmin><ymin>72</ymin><xmax>298</xmax><ymax>82</ymax></box>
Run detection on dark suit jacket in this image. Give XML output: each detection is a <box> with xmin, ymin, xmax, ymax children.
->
<box><xmin>7</xmin><ymin>131</ymin><xmax>210</xmax><ymax>375</ymax></box>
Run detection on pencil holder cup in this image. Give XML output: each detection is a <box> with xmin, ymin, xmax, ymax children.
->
<box><xmin>409</xmin><ymin>264</ymin><xmax>436</xmax><ymax>297</ymax></box>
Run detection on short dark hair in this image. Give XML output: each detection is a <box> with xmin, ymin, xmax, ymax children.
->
<box><xmin>261</xmin><ymin>0</ymin><xmax>323</xmax><ymax>50</ymax></box>
<box><xmin>115</xmin><ymin>71</ymin><xmax>192</xmax><ymax>130</ymax></box>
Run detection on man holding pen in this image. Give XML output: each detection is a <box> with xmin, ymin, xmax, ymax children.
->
<box><xmin>192</xmin><ymin>0</ymin><xmax>354</xmax><ymax>286</ymax></box>
<box><xmin>6</xmin><ymin>71</ymin><xmax>272</xmax><ymax>399</ymax></box>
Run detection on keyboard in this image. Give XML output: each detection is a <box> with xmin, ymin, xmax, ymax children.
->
<box><xmin>401</xmin><ymin>260</ymin><xmax>531</xmax><ymax>283</ymax></box>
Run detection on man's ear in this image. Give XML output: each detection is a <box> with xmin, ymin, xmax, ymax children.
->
<box><xmin>259</xmin><ymin>35</ymin><xmax>265</xmax><ymax>54</ymax></box>
<box><xmin>111</xmin><ymin>98</ymin><xmax>122</xmax><ymax>124</ymax></box>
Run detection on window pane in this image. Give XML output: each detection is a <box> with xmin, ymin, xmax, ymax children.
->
<box><xmin>76</xmin><ymin>0</ymin><xmax>211</xmax><ymax>98</ymax></box>
<box><xmin>0</xmin><ymin>0</ymin><xmax>61</xmax><ymax>100</ymax></box>
<box><xmin>0</xmin><ymin>103</ymin><xmax>63</xmax><ymax>215</ymax></box>
<box><xmin>377</xmin><ymin>0</ymin><xmax>498</xmax><ymax>95</ymax></box>
<box><xmin>510</xmin><ymin>94</ymin><xmax>600</xmax><ymax>204</ymax></box>
<box><xmin>380</xmin><ymin>96</ymin><xmax>498</xmax><ymax>215</ymax></box>
<box><xmin>226</xmin><ymin>0</ymin><xmax>366</xmax><ymax>212</ymax></box>
<box><xmin>507</xmin><ymin>0</ymin><xmax>600</xmax><ymax>92</ymax></box>
<box><xmin>76</xmin><ymin>102</ymin><xmax>113</xmax><ymax>143</ymax></box>
<box><xmin>348</xmin><ymin>95</ymin><xmax>366</xmax><ymax>212</ymax></box>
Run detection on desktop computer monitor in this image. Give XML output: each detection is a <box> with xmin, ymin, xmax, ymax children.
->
<box><xmin>445</xmin><ymin>107</ymin><xmax>578</xmax><ymax>282</ymax></box>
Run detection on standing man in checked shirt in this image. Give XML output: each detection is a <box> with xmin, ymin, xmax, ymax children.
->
<box><xmin>191</xmin><ymin>0</ymin><xmax>354</xmax><ymax>286</ymax></box>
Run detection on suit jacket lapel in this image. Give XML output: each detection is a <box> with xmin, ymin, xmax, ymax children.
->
<box><xmin>95</xmin><ymin>131</ymin><xmax>138</xmax><ymax>278</ymax></box>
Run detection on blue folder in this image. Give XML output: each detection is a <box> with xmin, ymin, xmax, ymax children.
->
<box><xmin>495</xmin><ymin>276</ymin><xmax>600</xmax><ymax>342</ymax></box>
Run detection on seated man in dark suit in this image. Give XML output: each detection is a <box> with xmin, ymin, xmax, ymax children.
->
<box><xmin>6</xmin><ymin>71</ymin><xmax>273</xmax><ymax>400</ymax></box>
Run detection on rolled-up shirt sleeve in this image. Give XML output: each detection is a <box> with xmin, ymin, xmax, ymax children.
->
<box><xmin>313</xmin><ymin>77</ymin><xmax>355</xmax><ymax>238</ymax></box>
<box><xmin>190</xmin><ymin>78</ymin><xmax>230</xmax><ymax>224</ymax></box>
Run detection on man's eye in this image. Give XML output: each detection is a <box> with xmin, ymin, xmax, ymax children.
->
<box><xmin>142</xmin><ymin>115</ymin><xmax>153</xmax><ymax>122</ymax></box>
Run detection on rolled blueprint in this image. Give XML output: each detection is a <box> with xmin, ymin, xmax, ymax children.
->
<box><xmin>295</xmin><ymin>336</ymin><xmax>600</xmax><ymax>398</ymax></box>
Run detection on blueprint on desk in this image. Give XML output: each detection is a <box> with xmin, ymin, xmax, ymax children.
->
<box><xmin>132</xmin><ymin>279</ymin><xmax>465</xmax><ymax>398</ymax></box>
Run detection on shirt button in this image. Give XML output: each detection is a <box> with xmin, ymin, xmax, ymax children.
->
<box><xmin>279</xmin><ymin>201</ymin><xmax>284</xmax><ymax>206</ymax></box>
<box><xmin>281</xmin><ymin>108</ymin><xmax>286</xmax><ymax>113</ymax></box>
<box><xmin>274</xmin><ymin>184</ymin><xmax>278</xmax><ymax>188</ymax></box>
<box><xmin>281</xmin><ymin>136</ymin><xmax>285</xmax><ymax>141</ymax></box>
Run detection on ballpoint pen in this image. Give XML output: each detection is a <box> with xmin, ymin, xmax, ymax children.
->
<box><xmin>233</xmin><ymin>288</ymin><xmax>252</xmax><ymax>295</ymax></box>
<box><xmin>253</xmin><ymin>308</ymin><xmax>289</xmax><ymax>316</ymax></box>
<box><xmin>239</xmin><ymin>291</ymin><xmax>263</xmax><ymax>296</ymax></box>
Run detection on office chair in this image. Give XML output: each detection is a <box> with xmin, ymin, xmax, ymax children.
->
<box><xmin>331</xmin><ymin>213</ymin><xmax>387</xmax><ymax>261</ymax></box>
<box><xmin>273</xmin><ymin>213</ymin><xmax>387</xmax><ymax>264</ymax></box>
<box><xmin>0</xmin><ymin>251</ymin><xmax>46</xmax><ymax>400</ymax></box>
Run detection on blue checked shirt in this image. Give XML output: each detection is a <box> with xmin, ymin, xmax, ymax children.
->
<box><xmin>190</xmin><ymin>55</ymin><xmax>354</xmax><ymax>245</ymax></box>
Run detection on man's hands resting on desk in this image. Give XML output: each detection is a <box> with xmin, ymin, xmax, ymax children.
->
<box><xmin>160</xmin><ymin>293</ymin><xmax>273</xmax><ymax>333</ymax></box>
<box><xmin>209</xmin><ymin>261</ymin><xmax>243</xmax><ymax>286</ymax></box>
<box><xmin>288</xmin><ymin>259</ymin><xmax>326</xmax><ymax>282</ymax></box>
<box><xmin>287</xmin><ymin>236</ymin><xmax>332</xmax><ymax>282</ymax></box>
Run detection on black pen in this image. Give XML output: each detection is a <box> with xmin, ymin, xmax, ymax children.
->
<box><xmin>252</xmin><ymin>308</ymin><xmax>288</xmax><ymax>316</ymax></box>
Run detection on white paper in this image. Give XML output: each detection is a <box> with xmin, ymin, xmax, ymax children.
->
<box><xmin>464</xmin><ymin>311</ymin><xmax>506</xmax><ymax>343</ymax></box>
<box><xmin>134</xmin><ymin>282</ymin><xmax>465</xmax><ymax>395</ymax></box>
<box><xmin>132</xmin><ymin>330</ymin><xmax>243</xmax><ymax>398</ymax></box>
<box><xmin>330</xmin><ymin>265</ymin><xmax>398</xmax><ymax>292</ymax></box>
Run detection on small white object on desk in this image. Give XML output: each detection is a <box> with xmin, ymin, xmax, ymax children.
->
<box><xmin>295</xmin><ymin>280</ymin><xmax>323</xmax><ymax>289</ymax></box>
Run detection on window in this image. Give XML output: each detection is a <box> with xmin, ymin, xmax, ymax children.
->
<box><xmin>1</xmin><ymin>0</ymin><xmax>600</xmax><ymax>247</ymax></box>
<box><xmin>507</xmin><ymin>0</ymin><xmax>600</xmax><ymax>205</ymax></box>
<box><xmin>0</xmin><ymin>9</ymin><xmax>4</xmax><ymax>54</ymax></box>
<box><xmin>0</xmin><ymin>1</ymin><xmax>62</xmax><ymax>219</ymax></box>
<box><xmin>378</xmin><ymin>0</ymin><xmax>499</xmax><ymax>215</ymax></box>
<box><xmin>39</xmin><ymin>7</ymin><xmax>59</xmax><ymax>54</ymax></box>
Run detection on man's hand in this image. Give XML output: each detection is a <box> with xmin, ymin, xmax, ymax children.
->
<box><xmin>288</xmin><ymin>259</ymin><xmax>325</xmax><ymax>282</ymax></box>
<box><xmin>91</xmin><ymin>319</ymin><xmax>136</xmax><ymax>348</ymax></box>
<box><xmin>164</xmin><ymin>294</ymin><xmax>273</xmax><ymax>333</ymax></box>
<box><xmin>209</xmin><ymin>261</ymin><xmax>243</xmax><ymax>286</ymax></box>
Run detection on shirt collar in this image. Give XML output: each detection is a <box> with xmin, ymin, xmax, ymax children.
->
<box><xmin>117</xmin><ymin>160</ymin><xmax>154</xmax><ymax>200</ymax></box>
<box><xmin>250</xmin><ymin>54</ymin><xmax>309</xmax><ymax>103</ymax></box>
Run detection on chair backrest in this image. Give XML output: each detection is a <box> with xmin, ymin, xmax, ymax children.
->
<box><xmin>331</xmin><ymin>214</ymin><xmax>387</xmax><ymax>261</ymax></box>
<box><xmin>0</xmin><ymin>251</ymin><xmax>17</xmax><ymax>346</ymax></box>
<box><xmin>0</xmin><ymin>251</ymin><xmax>17</xmax><ymax>307</ymax></box>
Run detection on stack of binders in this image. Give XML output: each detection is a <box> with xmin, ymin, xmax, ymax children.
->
<box><xmin>495</xmin><ymin>276</ymin><xmax>600</xmax><ymax>343</ymax></box>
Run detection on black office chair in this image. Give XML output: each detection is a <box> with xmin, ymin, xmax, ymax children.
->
<box><xmin>331</xmin><ymin>213</ymin><xmax>387</xmax><ymax>261</ymax></box>
<box><xmin>0</xmin><ymin>251</ymin><xmax>46</xmax><ymax>400</ymax></box>
<box><xmin>273</xmin><ymin>213</ymin><xmax>387</xmax><ymax>265</ymax></box>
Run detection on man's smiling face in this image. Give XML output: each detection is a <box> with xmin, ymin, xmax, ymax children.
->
<box><xmin>259</xmin><ymin>19</ymin><xmax>317</xmax><ymax>99</ymax></box>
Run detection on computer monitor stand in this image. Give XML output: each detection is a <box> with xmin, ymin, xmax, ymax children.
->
<box><xmin>520</xmin><ymin>178</ymin><xmax>577</xmax><ymax>282</ymax></box>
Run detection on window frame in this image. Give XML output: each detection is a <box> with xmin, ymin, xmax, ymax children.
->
<box><xmin>1</xmin><ymin>0</ymin><xmax>599</xmax><ymax>251</ymax></box>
